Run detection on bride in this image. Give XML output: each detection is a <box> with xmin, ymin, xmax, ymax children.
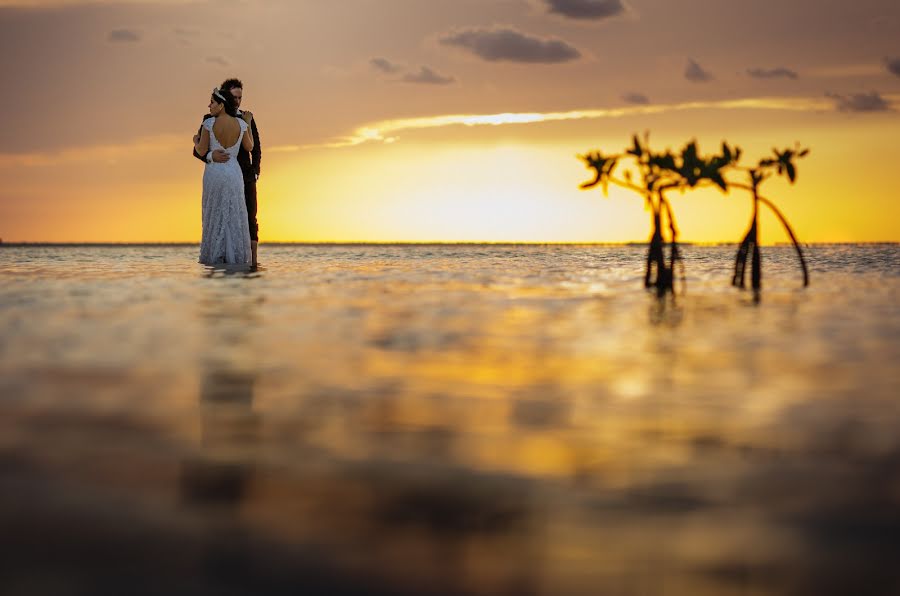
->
<box><xmin>193</xmin><ymin>88</ymin><xmax>255</xmax><ymax>265</ymax></box>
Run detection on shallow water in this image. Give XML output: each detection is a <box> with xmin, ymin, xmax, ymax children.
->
<box><xmin>1</xmin><ymin>244</ymin><xmax>898</xmax><ymax>596</ymax></box>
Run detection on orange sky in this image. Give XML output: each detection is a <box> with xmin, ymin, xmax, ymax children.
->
<box><xmin>1</xmin><ymin>0</ymin><xmax>899</xmax><ymax>243</ymax></box>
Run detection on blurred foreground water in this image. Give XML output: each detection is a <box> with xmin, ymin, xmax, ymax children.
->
<box><xmin>1</xmin><ymin>244</ymin><xmax>898</xmax><ymax>596</ymax></box>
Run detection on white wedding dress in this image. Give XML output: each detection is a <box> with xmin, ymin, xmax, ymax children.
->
<box><xmin>198</xmin><ymin>117</ymin><xmax>252</xmax><ymax>266</ymax></box>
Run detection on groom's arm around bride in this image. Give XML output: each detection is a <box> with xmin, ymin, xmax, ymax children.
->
<box><xmin>191</xmin><ymin>93</ymin><xmax>261</xmax><ymax>177</ymax></box>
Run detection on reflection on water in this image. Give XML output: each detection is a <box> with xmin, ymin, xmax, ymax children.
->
<box><xmin>0</xmin><ymin>244</ymin><xmax>899</xmax><ymax>595</ymax></box>
<box><xmin>202</xmin><ymin>263</ymin><xmax>267</xmax><ymax>278</ymax></box>
<box><xmin>181</xmin><ymin>370</ymin><xmax>258</xmax><ymax>509</ymax></box>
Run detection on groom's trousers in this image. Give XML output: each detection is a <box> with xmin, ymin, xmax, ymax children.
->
<box><xmin>244</xmin><ymin>178</ymin><xmax>259</xmax><ymax>242</ymax></box>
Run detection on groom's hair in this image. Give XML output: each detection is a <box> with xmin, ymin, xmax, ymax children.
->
<box><xmin>220</xmin><ymin>78</ymin><xmax>243</xmax><ymax>92</ymax></box>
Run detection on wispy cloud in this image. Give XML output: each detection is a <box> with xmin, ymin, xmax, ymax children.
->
<box><xmin>826</xmin><ymin>91</ymin><xmax>893</xmax><ymax>112</ymax></box>
<box><xmin>543</xmin><ymin>0</ymin><xmax>626</xmax><ymax>21</ymax></box>
<box><xmin>108</xmin><ymin>28</ymin><xmax>140</xmax><ymax>43</ymax></box>
<box><xmin>370</xmin><ymin>57</ymin><xmax>402</xmax><ymax>74</ymax></box>
<box><xmin>685</xmin><ymin>58</ymin><xmax>714</xmax><ymax>83</ymax></box>
<box><xmin>747</xmin><ymin>67</ymin><xmax>799</xmax><ymax>80</ymax></box>
<box><xmin>402</xmin><ymin>66</ymin><xmax>455</xmax><ymax>85</ymax></box>
<box><xmin>621</xmin><ymin>92</ymin><xmax>649</xmax><ymax>105</ymax></box>
<box><xmin>206</xmin><ymin>55</ymin><xmax>229</xmax><ymax>67</ymax></box>
<box><xmin>314</xmin><ymin>95</ymin><xmax>842</xmax><ymax>149</ymax></box>
<box><xmin>440</xmin><ymin>27</ymin><xmax>581</xmax><ymax>64</ymax></box>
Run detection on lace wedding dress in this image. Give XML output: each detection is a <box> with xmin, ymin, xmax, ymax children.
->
<box><xmin>198</xmin><ymin>117</ymin><xmax>252</xmax><ymax>265</ymax></box>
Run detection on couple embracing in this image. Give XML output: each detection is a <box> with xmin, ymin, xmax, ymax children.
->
<box><xmin>192</xmin><ymin>78</ymin><xmax>262</xmax><ymax>267</ymax></box>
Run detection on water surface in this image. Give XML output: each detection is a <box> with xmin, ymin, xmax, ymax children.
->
<box><xmin>1</xmin><ymin>244</ymin><xmax>898</xmax><ymax>595</ymax></box>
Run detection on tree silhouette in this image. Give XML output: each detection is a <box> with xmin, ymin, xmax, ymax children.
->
<box><xmin>580</xmin><ymin>136</ymin><xmax>810</xmax><ymax>299</ymax></box>
<box><xmin>580</xmin><ymin>135</ymin><xmax>738</xmax><ymax>297</ymax></box>
<box><xmin>731</xmin><ymin>146</ymin><xmax>810</xmax><ymax>301</ymax></box>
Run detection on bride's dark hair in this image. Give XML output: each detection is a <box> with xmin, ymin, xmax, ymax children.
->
<box><xmin>211</xmin><ymin>88</ymin><xmax>239</xmax><ymax>117</ymax></box>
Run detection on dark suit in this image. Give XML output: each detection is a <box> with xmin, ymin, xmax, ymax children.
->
<box><xmin>193</xmin><ymin>112</ymin><xmax>262</xmax><ymax>241</ymax></box>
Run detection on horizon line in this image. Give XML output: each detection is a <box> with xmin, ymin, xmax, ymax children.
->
<box><xmin>2</xmin><ymin>241</ymin><xmax>897</xmax><ymax>247</ymax></box>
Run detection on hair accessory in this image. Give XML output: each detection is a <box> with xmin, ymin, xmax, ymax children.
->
<box><xmin>212</xmin><ymin>87</ymin><xmax>228</xmax><ymax>103</ymax></box>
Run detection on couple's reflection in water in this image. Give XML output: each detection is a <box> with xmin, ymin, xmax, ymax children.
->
<box><xmin>201</xmin><ymin>263</ymin><xmax>266</xmax><ymax>279</ymax></box>
<box><xmin>179</xmin><ymin>282</ymin><xmax>261</xmax><ymax>587</ymax></box>
<box><xmin>182</xmin><ymin>273</ymin><xmax>262</xmax><ymax>512</ymax></box>
<box><xmin>179</xmin><ymin>368</ymin><xmax>260</xmax><ymax>589</ymax></box>
<box><xmin>179</xmin><ymin>274</ymin><xmax>262</xmax><ymax>593</ymax></box>
<box><xmin>174</xmin><ymin>274</ymin><xmax>543</xmax><ymax>595</ymax></box>
<box><xmin>180</xmin><ymin>368</ymin><xmax>259</xmax><ymax>510</ymax></box>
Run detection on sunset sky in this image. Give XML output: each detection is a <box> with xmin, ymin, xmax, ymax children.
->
<box><xmin>1</xmin><ymin>0</ymin><xmax>899</xmax><ymax>243</ymax></box>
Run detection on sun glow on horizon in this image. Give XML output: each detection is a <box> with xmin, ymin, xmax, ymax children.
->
<box><xmin>2</xmin><ymin>103</ymin><xmax>899</xmax><ymax>244</ymax></box>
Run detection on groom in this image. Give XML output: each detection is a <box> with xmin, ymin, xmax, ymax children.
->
<box><xmin>193</xmin><ymin>78</ymin><xmax>262</xmax><ymax>266</ymax></box>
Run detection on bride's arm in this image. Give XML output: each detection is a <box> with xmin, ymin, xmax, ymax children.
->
<box><xmin>194</xmin><ymin>127</ymin><xmax>210</xmax><ymax>156</ymax></box>
<box><xmin>241</xmin><ymin>125</ymin><xmax>254</xmax><ymax>153</ymax></box>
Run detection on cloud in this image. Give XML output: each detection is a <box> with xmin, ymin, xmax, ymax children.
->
<box><xmin>322</xmin><ymin>95</ymin><xmax>838</xmax><ymax>149</ymax></box>
<box><xmin>685</xmin><ymin>58</ymin><xmax>714</xmax><ymax>82</ymax></box>
<box><xmin>107</xmin><ymin>29</ymin><xmax>139</xmax><ymax>43</ymax></box>
<box><xmin>370</xmin><ymin>57</ymin><xmax>402</xmax><ymax>74</ymax></box>
<box><xmin>621</xmin><ymin>92</ymin><xmax>649</xmax><ymax>105</ymax></box>
<box><xmin>440</xmin><ymin>27</ymin><xmax>581</xmax><ymax>64</ymax></box>
<box><xmin>747</xmin><ymin>67</ymin><xmax>799</xmax><ymax>80</ymax></box>
<box><xmin>543</xmin><ymin>0</ymin><xmax>626</xmax><ymax>20</ymax></box>
<box><xmin>886</xmin><ymin>57</ymin><xmax>900</xmax><ymax>77</ymax></box>
<box><xmin>826</xmin><ymin>91</ymin><xmax>892</xmax><ymax>112</ymax></box>
<box><xmin>402</xmin><ymin>66</ymin><xmax>455</xmax><ymax>85</ymax></box>
<box><xmin>206</xmin><ymin>56</ymin><xmax>229</xmax><ymax>67</ymax></box>
<box><xmin>371</xmin><ymin>58</ymin><xmax>455</xmax><ymax>85</ymax></box>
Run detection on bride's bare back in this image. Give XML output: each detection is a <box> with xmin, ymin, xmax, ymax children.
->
<box><xmin>213</xmin><ymin>115</ymin><xmax>242</xmax><ymax>148</ymax></box>
<box><xmin>194</xmin><ymin>114</ymin><xmax>254</xmax><ymax>156</ymax></box>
